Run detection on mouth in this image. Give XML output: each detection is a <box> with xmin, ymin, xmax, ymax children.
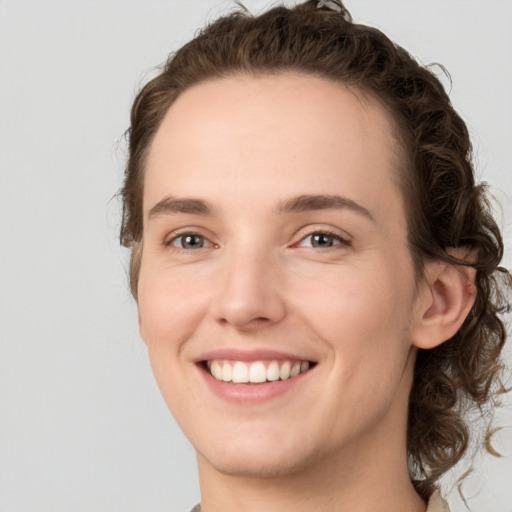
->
<box><xmin>201</xmin><ymin>359</ymin><xmax>315</xmax><ymax>384</ymax></box>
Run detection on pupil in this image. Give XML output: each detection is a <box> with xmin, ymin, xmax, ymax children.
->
<box><xmin>312</xmin><ymin>233</ymin><xmax>333</xmax><ymax>247</ymax></box>
<box><xmin>183</xmin><ymin>235</ymin><xmax>202</xmax><ymax>248</ymax></box>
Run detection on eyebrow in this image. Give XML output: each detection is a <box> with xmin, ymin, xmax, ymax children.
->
<box><xmin>278</xmin><ymin>194</ymin><xmax>374</xmax><ymax>221</ymax></box>
<box><xmin>148</xmin><ymin>196</ymin><xmax>214</xmax><ymax>219</ymax></box>
<box><xmin>147</xmin><ymin>194</ymin><xmax>374</xmax><ymax>221</ymax></box>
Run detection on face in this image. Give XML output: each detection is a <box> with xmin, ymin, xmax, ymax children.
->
<box><xmin>137</xmin><ymin>73</ymin><xmax>421</xmax><ymax>479</ymax></box>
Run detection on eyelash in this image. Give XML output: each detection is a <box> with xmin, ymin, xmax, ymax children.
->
<box><xmin>164</xmin><ymin>228</ymin><xmax>351</xmax><ymax>251</ymax></box>
<box><xmin>293</xmin><ymin>228</ymin><xmax>352</xmax><ymax>249</ymax></box>
<box><xmin>164</xmin><ymin>231</ymin><xmax>214</xmax><ymax>250</ymax></box>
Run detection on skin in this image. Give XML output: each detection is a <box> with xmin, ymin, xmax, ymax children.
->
<box><xmin>136</xmin><ymin>73</ymin><xmax>475</xmax><ymax>512</ymax></box>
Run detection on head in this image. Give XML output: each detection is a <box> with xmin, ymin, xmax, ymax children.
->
<box><xmin>120</xmin><ymin>0</ymin><xmax>510</xmax><ymax>496</ymax></box>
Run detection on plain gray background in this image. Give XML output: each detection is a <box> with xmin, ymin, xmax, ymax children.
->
<box><xmin>0</xmin><ymin>1</ymin><xmax>511</xmax><ymax>511</ymax></box>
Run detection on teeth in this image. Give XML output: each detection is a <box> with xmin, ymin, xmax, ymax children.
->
<box><xmin>249</xmin><ymin>361</ymin><xmax>267</xmax><ymax>383</ymax></box>
<box><xmin>279</xmin><ymin>361</ymin><xmax>291</xmax><ymax>380</ymax></box>
<box><xmin>222</xmin><ymin>361</ymin><xmax>232</xmax><ymax>382</ymax></box>
<box><xmin>206</xmin><ymin>359</ymin><xmax>312</xmax><ymax>383</ymax></box>
<box><xmin>211</xmin><ymin>360</ymin><xmax>222</xmax><ymax>380</ymax></box>
<box><xmin>290</xmin><ymin>361</ymin><xmax>301</xmax><ymax>377</ymax></box>
<box><xmin>232</xmin><ymin>361</ymin><xmax>249</xmax><ymax>383</ymax></box>
<box><xmin>266</xmin><ymin>361</ymin><xmax>280</xmax><ymax>381</ymax></box>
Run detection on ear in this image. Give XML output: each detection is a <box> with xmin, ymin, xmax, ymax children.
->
<box><xmin>411</xmin><ymin>253</ymin><xmax>477</xmax><ymax>350</ymax></box>
<box><xmin>137</xmin><ymin>309</ymin><xmax>147</xmax><ymax>345</ymax></box>
<box><xmin>131</xmin><ymin>241</ymin><xmax>148</xmax><ymax>345</ymax></box>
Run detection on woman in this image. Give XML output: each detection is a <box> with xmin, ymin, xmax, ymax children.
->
<box><xmin>119</xmin><ymin>1</ymin><xmax>511</xmax><ymax>510</ymax></box>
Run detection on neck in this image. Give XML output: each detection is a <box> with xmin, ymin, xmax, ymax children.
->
<box><xmin>198</xmin><ymin>450</ymin><xmax>425</xmax><ymax>512</ymax></box>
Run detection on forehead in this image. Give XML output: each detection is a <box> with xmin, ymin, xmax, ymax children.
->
<box><xmin>144</xmin><ymin>72</ymin><xmax>406</xmax><ymax>228</ymax></box>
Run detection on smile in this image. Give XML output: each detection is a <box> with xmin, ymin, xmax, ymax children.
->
<box><xmin>206</xmin><ymin>359</ymin><xmax>312</xmax><ymax>384</ymax></box>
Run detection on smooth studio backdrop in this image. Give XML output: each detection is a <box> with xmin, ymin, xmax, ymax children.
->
<box><xmin>1</xmin><ymin>1</ymin><xmax>511</xmax><ymax>511</ymax></box>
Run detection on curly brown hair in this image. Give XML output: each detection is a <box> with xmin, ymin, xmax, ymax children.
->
<box><xmin>120</xmin><ymin>0</ymin><xmax>511</xmax><ymax>498</ymax></box>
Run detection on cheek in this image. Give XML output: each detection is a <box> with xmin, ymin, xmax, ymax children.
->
<box><xmin>294</xmin><ymin>256</ymin><xmax>414</xmax><ymax>327</ymax></box>
<box><xmin>136</xmin><ymin>265</ymin><xmax>213</xmax><ymax>420</ymax></box>
<box><xmin>290</xmin><ymin>259</ymin><xmax>416</xmax><ymax>376</ymax></box>
<box><xmin>137</xmin><ymin>262</ymin><xmax>212</xmax><ymax>346</ymax></box>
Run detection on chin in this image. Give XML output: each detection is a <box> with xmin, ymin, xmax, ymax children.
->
<box><xmin>196</xmin><ymin>434</ymin><xmax>326</xmax><ymax>479</ymax></box>
<box><xmin>214</xmin><ymin>460</ymin><xmax>297</xmax><ymax>479</ymax></box>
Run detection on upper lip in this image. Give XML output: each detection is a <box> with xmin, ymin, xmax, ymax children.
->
<box><xmin>194</xmin><ymin>348</ymin><xmax>317</xmax><ymax>363</ymax></box>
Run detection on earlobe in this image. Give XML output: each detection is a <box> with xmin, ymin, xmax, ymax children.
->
<box><xmin>411</xmin><ymin>259</ymin><xmax>476</xmax><ymax>350</ymax></box>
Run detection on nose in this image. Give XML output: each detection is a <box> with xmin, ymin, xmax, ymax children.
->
<box><xmin>212</xmin><ymin>247</ymin><xmax>287</xmax><ymax>331</ymax></box>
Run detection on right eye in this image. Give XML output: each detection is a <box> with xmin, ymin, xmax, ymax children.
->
<box><xmin>168</xmin><ymin>233</ymin><xmax>211</xmax><ymax>249</ymax></box>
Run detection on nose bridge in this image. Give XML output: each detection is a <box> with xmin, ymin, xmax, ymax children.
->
<box><xmin>214</xmin><ymin>239</ymin><xmax>286</xmax><ymax>329</ymax></box>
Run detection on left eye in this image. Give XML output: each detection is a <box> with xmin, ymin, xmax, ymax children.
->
<box><xmin>169</xmin><ymin>233</ymin><xmax>209</xmax><ymax>249</ymax></box>
<box><xmin>298</xmin><ymin>232</ymin><xmax>345</xmax><ymax>248</ymax></box>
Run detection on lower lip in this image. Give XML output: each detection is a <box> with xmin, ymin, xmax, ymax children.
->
<box><xmin>197</xmin><ymin>365</ymin><xmax>311</xmax><ymax>404</ymax></box>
